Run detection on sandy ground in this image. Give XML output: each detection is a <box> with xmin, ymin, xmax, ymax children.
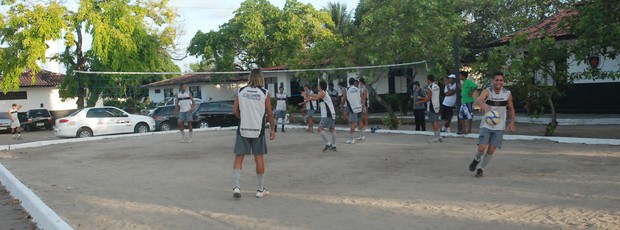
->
<box><xmin>0</xmin><ymin>129</ymin><xmax>619</xmax><ymax>229</ymax></box>
<box><xmin>0</xmin><ymin>185</ymin><xmax>38</xmax><ymax>230</ymax></box>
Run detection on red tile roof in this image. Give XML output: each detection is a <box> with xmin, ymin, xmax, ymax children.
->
<box><xmin>17</xmin><ymin>69</ymin><xmax>65</xmax><ymax>87</ymax></box>
<box><xmin>142</xmin><ymin>73</ymin><xmax>246</xmax><ymax>87</ymax></box>
<box><xmin>489</xmin><ymin>9</ymin><xmax>579</xmax><ymax>47</ymax></box>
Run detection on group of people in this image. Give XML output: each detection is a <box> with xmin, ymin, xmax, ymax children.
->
<box><xmin>168</xmin><ymin>68</ymin><xmax>515</xmax><ymax>199</ymax></box>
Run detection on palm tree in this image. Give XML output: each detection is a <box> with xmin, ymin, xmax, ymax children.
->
<box><xmin>324</xmin><ymin>2</ymin><xmax>353</xmax><ymax>35</ymax></box>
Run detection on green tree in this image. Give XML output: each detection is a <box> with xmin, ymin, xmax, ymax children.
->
<box><xmin>187</xmin><ymin>0</ymin><xmax>336</xmax><ymax>72</ymax></box>
<box><xmin>350</xmin><ymin>0</ymin><xmax>465</xmax><ymax>121</ymax></box>
<box><xmin>0</xmin><ymin>0</ymin><xmax>180</xmax><ymax>108</ymax></box>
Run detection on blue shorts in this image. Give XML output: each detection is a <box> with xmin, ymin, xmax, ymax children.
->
<box><xmin>459</xmin><ymin>103</ymin><xmax>474</xmax><ymax>120</ymax></box>
<box><xmin>178</xmin><ymin>111</ymin><xmax>193</xmax><ymax>122</ymax></box>
<box><xmin>275</xmin><ymin>110</ymin><xmax>286</xmax><ymax>119</ymax></box>
<box><xmin>348</xmin><ymin>112</ymin><xmax>362</xmax><ymax>123</ymax></box>
<box><xmin>478</xmin><ymin>128</ymin><xmax>504</xmax><ymax>149</ymax></box>
<box><xmin>319</xmin><ymin>117</ymin><xmax>335</xmax><ymax>129</ymax></box>
<box><xmin>307</xmin><ymin>109</ymin><xmax>316</xmax><ymax>117</ymax></box>
<box><xmin>427</xmin><ymin>111</ymin><xmax>440</xmax><ymax>122</ymax></box>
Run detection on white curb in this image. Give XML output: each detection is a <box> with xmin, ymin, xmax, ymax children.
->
<box><xmin>0</xmin><ymin>163</ymin><xmax>73</xmax><ymax>230</ymax></box>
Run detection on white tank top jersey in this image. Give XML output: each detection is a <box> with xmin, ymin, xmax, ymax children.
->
<box><xmin>276</xmin><ymin>92</ymin><xmax>287</xmax><ymax>111</ymax></box>
<box><xmin>238</xmin><ymin>86</ymin><xmax>268</xmax><ymax>138</ymax></box>
<box><xmin>427</xmin><ymin>82</ymin><xmax>440</xmax><ymax>113</ymax></box>
<box><xmin>9</xmin><ymin>108</ymin><xmax>19</xmax><ymax>122</ymax></box>
<box><xmin>480</xmin><ymin>87</ymin><xmax>511</xmax><ymax>131</ymax></box>
<box><xmin>177</xmin><ymin>90</ymin><xmax>193</xmax><ymax>112</ymax></box>
<box><xmin>347</xmin><ymin>86</ymin><xmax>363</xmax><ymax>113</ymax></box>
<box><xmin>305</xmin><ymin>90</ymin><xmax>317</xmax><ymax>110</ymax></box>
<box><xmin>319</xmin><ymin>91</ymin><xmax>336</xmax><ymax>119</ymax></box>
<box><xmin>442</xmin><ymin>83</ymin><xmax>457</xmax><ymax>107</ymax></box>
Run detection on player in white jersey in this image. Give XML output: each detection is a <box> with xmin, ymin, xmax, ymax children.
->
<box><xmin>8</xmin><ymin>103</ymin><xmax>22</xmax><ymax>140</ymax></box>
<box><xmin>299</xmin><ymin>84</ymin><xmax>317</xmax><ymax>132</ymax></box>
<box><xmin>468</xmin><ymin>72</ymin><xmax>516</xmax><ymax>178</ymax></box>
<box><xmin>307</xmin><ymin>80</ymin><xmax>337</xmax><ymax>152</ymax></box>
<box><xmin>416</xmin><ymin>75</ymin><xmax>442</xmax><ymax>142</ymax></box>
<box><xmin>342</xmin><ymin>78</ymin><xmax>364</xmax><ymax>144</ymax></box>
<box><xmin>174</xmin><ymin>83</ymin><xmax>196</xmax><ymax>143</ymax></box>
<box><xmin>441</xmin><ymin>74</ymin><xmax>457</xmax><ymax>133</ymax></box>
<box><xmin>232</xmin><ymin>69</ymin><xmax>276</xmax><ymax>198</ymax></box>
<box><xmin>275</xmin><ymin>86</ymin><xmax>287</xmax><ymax>132</ymax></box>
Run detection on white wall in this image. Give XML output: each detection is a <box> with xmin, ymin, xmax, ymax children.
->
<box><xmin>0</xmin><ymin>87</ymin><xmax>102</xmax><ymax>112</ymax></box>
<box><xmin>148</xmin><ymin>82</ymin><xmax>246</xmax><ymax>103</ymax></box>
<box><xmin>568</xmin><ymin>54</ymin><xmax>620</xmax><ymax>84</ymax></box>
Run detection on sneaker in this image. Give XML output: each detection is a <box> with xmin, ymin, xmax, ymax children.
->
<box><xmin>179</xmin><ymin>137</ymin><xmax>187</xmax><ymax>143</ymax></box>
<box><xmin>17</xmin><ymin>136</ymin><xmax>21</xmax><ymax>140</ymax></box>
<box><xmin>440</xmin><ymin>127</ymin><xmax>446</xmax><ymax>132</ymax></box>
<box><xmin>357</xmin><ymin>135</ymin><xmax>366</xmax><ymax>140</ymax></box>
<box><xmin>446</xmin><ymin>127</ymin><xmax>451</xmax><ymax>133</ymax></box>
<box><xmin>233</xmin><ymin>187</ymin><xmax>241</xmax><ymax>198</ymax></box>
<box><xmin>187</xmin><ymin>138</ymin><xmax>193</xmax><ymax>143</ymax></box>
<box><xmin>429</xmin><ymin>137</ymin><xmax>443</xmax><ymax>143</ymax></box>
<box><xmin>345</xmin><ymin>139</ymin><xmax>356</xmax><ymax>144</ymax></box>
<box><xmin>330</xmin><ymin>146</ymin><xmax>337</xmax><ymax>152</ymax></box>
<box><xmin>281</xmin><ymin>128</ymin><xmax>285</xmax><ymax>132</ymax></box>
<box><xmin>12</xmin><ymin>136</ymin><xmax>16</xmax><ymax>140</ymax></box>
<box><xmin>322</xmin><ymin>145</ymin><xmax>331</xmax><ymax>152</ymax></box>
<box><xmin>255</xmin><ymin>189</ymin><xmax>269</xmax><ymax>198</ymax></box>
<box><xmin>475</xmin><ymin>168</ymin><xmax>484</xmax><ymax>178</ymax></box>
<box><xmin>469</xmin><ymin>158</ymin><xmax>480</xmax><ymax>172</ymax></box>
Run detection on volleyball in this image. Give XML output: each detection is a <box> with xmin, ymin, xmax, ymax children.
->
<box><xmin>484</xmin><ymin>110</ymin><xmax>501</xmax><ymax>126</ymax></box>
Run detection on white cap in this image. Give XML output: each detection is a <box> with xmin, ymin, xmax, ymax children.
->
<box><xmin>448</xmin><ymin>74</ymin><xmax>456</xmax><ymax>79</ymax></box>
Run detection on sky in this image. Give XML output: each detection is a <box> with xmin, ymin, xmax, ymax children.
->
<box><xmin>169</xmin><ymin>0</ymin><xmax>360</xmax><ymax>71</ymax></box>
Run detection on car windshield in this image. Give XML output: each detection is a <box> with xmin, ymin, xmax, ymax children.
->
<box><xmin>68</xmin><ymin>109</ymin><xmax>83</xmax><ymax>117</ymax></box>
<box><xmin>28</xmin><ymin>109</ymin><xmax>51</xmax><ymax>117</ymax></box>
<box><xmin>0</xmin><ymin>112</ymin><xmax>9</xmax><ymax>119</ymax></box>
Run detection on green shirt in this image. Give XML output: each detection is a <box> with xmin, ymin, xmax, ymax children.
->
<box><xmin>461</xmin><ymin>79</ymin><xmax>477</xmax><ymax>103</ymax></box>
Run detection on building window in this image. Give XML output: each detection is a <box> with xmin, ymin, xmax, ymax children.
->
<box><xmin>189</xmin><ymin>86</ymin><xmax>202</xmax><ymax>100</ymax></box>
<box><xmin>154</xmin><ymin>89</ymin><xmax>161</xmax><ymax>94</ymax></box>
<box><xmin>164</xmin><ymin>88</ymin><xmax>173</xmax><ymax>98</ymax></box>
<box><xmin>0</xmin><ymin>91</ymin><xmax>27</xmax><ymax>100</ymax></box>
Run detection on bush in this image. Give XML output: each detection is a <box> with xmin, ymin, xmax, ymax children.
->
<box><xmin>381</xmin><ymin>114</ymin><xmax>400</xmax><ymax>130</ymax></box>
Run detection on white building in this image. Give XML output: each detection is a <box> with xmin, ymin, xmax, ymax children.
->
<box><xmin>143</xmin><ymin>73</ymin><xmax>247</xmax><ymax>103</ymax></box>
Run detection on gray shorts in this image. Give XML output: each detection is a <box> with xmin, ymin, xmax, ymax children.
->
<box><xmin>319</xmin><ymin>117</ymin><xmax>335</xmax><ymax>129</ymax></box>
<box><xmin>178</xmin><ymin>111</ymin><xmax>193</xmax><ymax>122</ymax></box>
<box><xmin>234</xmin><ymin>133</ymin><xmax>268</xmax><ymax>155</ymax></box>
<box><xmin>275</xmin><ymin>110</ymin><xmax>286</xmax><ymax>119</ymax></box>
<box><xmin>348</xmin><ymin>112</ymin><xmax>362</xmax><ymax>123</ymax></box>
<box><xmin>307</xmin><ymin>109</ymin><xmax>316</xmax><ymax>117</ymax></box>
<box><xmin>478</xmin><ymin>128</ymin><xmax>504</xmax><ymax>149</ymax></box>
<box><xmin>427</xmin><ymin>111</ymin><xmax>440</xmax><ymax>122</ymax></box>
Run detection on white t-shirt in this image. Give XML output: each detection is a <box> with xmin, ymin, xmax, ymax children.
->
<box><xmin>346</xmin><ymin>85</ymin><xmax>363</xmax><ymax>113</ymax></box>
<box><xmin>177</xmin><ymin>90</ymin><xmax>193</xmax><ymax>112</ymax></box>
<box><xmin>480</xmin><ymin>87</ymin><xmax>511</xmax><ymax>131</ymax></box>
<box><xmin>442</xmin><ymin>83</ymin><xmax>457</xmax><ymax>107</ymax></box>
<box><xmin>276</xmin><ymin>92</ymin><xmax>287</xmax><ymax>111</ymax></box>
<box><xmin>238</xmin><ymin>86</ymin><xmax>268</xmax><ymax>138</ymax></box>
<box><xmin>305</xmin><ymin>90</ymin><xmax>317</xmax><ymax>110</ymax></box>
<box><xmin>318</xmin><ymin>91</ymin><xmax>336</xmax><ymax>119</ymax></box>
<box><xmin>9</xmin><ymin>108</ymin><xmax>20</xmax><ymax>128</ymax></box>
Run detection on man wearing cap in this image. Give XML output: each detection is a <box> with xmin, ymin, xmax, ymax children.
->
<box><xmin>441</xmin><ymin>74</ymin><xmax>458</xmax><ymax>133</ymax></box>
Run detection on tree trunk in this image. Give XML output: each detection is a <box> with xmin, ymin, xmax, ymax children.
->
<box><xmin>544</xmin><ymin>92</ymin><xmax>558</xmax><ymax>136</ymax></box>
<box><xmin>366</xmin><ymin>69</ymin><xmax>398</xmax><ymax>129</ymax></box>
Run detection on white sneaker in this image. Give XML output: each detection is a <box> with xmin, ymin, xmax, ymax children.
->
<box><xmin>233</xmin><ymin>187</ymin><xmax>241</xmax><ymax>198</ymax></box>
<box><xmin>446</xmin><ymin>128</ymin><xmax>451</xmax><ymax>133</ymax></box>
<box><xmin>357</xmin><ymin>135</ymin><xmax>366</xmax><ymax>140</ymax></box>
<box><xmin>255</xmin><ymin>189</ymin><xmax>269</xmax><ymax>198</ymax></box>
<box><xmin>440</xmin><ymin>127</ymin><xmax>446</xmax><ymax>132</ymax></box>
<box><xmin>345</xmin><ymin>139</ymin><xmax>356</xmax><ymax>144</ymax></box>
<box><xmin>179</xmin><ymin>137</ymin><xmax>187</xmax><ymax>143</ymax></box>
<box><xmin>429</xmin><ymin>137</ymin><xmax>443</xmax><ymax>143</ymax></box>
<box><xmin>187</xmin><ymin>138</ymin><xmax>193</xmax><ymax>143</ymax></box>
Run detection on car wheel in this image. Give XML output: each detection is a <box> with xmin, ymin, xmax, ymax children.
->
<box><xmin>159</xmin><ymin>122</ymin><xmax>171</xmax><ymax>131</ymax></box>
<box><xmin>135</xmin><ymin>123</ymin><xmax>149</xmax><ymax>133</ymax></box>
<box><xmin>77</xmin><ymin>128</ymin><xmax>93</xmax><ymax>138</ymax></box>
<box><xmin>198</xmin><ymin>120</ymin><xmax>209</xmax><ymax>129</ymax></box>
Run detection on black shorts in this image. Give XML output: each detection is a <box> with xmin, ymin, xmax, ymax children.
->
<box><xmin>441</xmin><ymin>105</ymin><xmax>454</xmax><ymax>121</ymax></box>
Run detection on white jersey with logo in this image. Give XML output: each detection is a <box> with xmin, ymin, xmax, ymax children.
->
<box><xmin>427</xmin><ymin>82</ymin><xmax>440</xmax><ymax>113</ymax></box>
<box><xmin>177</xmin><ymin>90</ymin><xmax>193</xmax><ymax>112</ymax></box>
<box><xmin>346</xmin><ymin>85</ymin><xmax>363</xmax><ymax>113</ymax></box>
<box><xmin>442</xmin><ymin>83</ymin><xmax>457</xmax><ymax>107</ymax></box>
<box><xmin>305</xmin><ymin>90</ymin><xmax>317</xmax><ymax>110</ymax></box>
<box><xmin>238</xmin><ymin>86</ymin><xmax>268</xmax><ymax>138</ymax></box>
<box><xmin>9</xmin><ymin>108</ymin><xmax>20</xmax><ymax>128</ymax></box>
<box><xmin>318</xmin><ymin>91</ymin><xmax>336</xmax><ymax>119</ymax></box>
<box><xmin>276</xmin><ymin>92</ymin><xmax>287</xmax><ymax>111</ymax></box>
<box><xmin>480</xmin><ymin>87</ymin><xmax>511</xmax><ymax>131</ymax></box>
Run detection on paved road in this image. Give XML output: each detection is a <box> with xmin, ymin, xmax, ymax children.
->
<box><xmin>0</xmin><ymin>129</ymin><xmax>57</xmax><ymax>145</ymax></box>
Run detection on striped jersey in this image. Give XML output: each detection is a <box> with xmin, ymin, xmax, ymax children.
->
<box><xmin>305</xmin><ymin>90</ymin><xmax>317</xmax><ymax>110</ymax></box>
<box><xmin>318</xmin><ymin>91</ymin><xmax>336</xmax><ymax>119</ymax></box>
<box><xmin>276</xmin><ymin>92</ymin><xmax>287</xmax><ymax>111</ymax></box>
<box><xmin>237</xmin><ymin>86</ymin><xmax>268</xmax><ymax>138</ymax></box>
<box><xmin>480</xmin><ymin>87</ymin><xmax>511</xmax><ymax>131</ymax></box>
<box><xmin>177</xmin><ymin>90</ymin><xmax>193</xmax><ymax>112</ymax></box>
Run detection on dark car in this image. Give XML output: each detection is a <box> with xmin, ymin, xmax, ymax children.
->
<box><xmin>20</xmin><ymin>109</ymin><xmax>53</xmax><ymax>131</ymax></box>
<box><xmin>194</xmin><ymin>100</ymin><xmax>239</xmax><ymax>128</ymax></box>
<box><xmin>150</xmin><ymin>105</ymin><xmax>191</xmax><ymax>131</ymax></box>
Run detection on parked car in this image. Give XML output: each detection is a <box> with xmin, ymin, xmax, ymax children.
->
<box><xmin>148</xmin><ymin>97</ymin><xmax>204</xmax><ymax>116</ymax></box>
<box><xmin>20</xmin><ymin>109</ymin><xmax>53</xmax><ymax>131</ymax></box>
<box><xmin>150</xmin><ymin>100</ymin><xmax>238</xmax><ymax>131</ymax></box>
<box><xmin>54</xmin><ymin>106</ymin><xmax>156</xmax><ymax>138</ymax></box>
<box><xmin>194</xmin><ymin>100</ymin><xmax>239</xmax><ymax>128</ymax></box>
<box><xmin>0</xmin><ymin>112</ymin><xmax>12</xmax><ymax>133</ymax></box>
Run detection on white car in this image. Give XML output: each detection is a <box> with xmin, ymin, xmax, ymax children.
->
<box><xmin>55</xmin><ymin>106</ymin><xmax>156</xmax><ymax>138</ymax></box>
